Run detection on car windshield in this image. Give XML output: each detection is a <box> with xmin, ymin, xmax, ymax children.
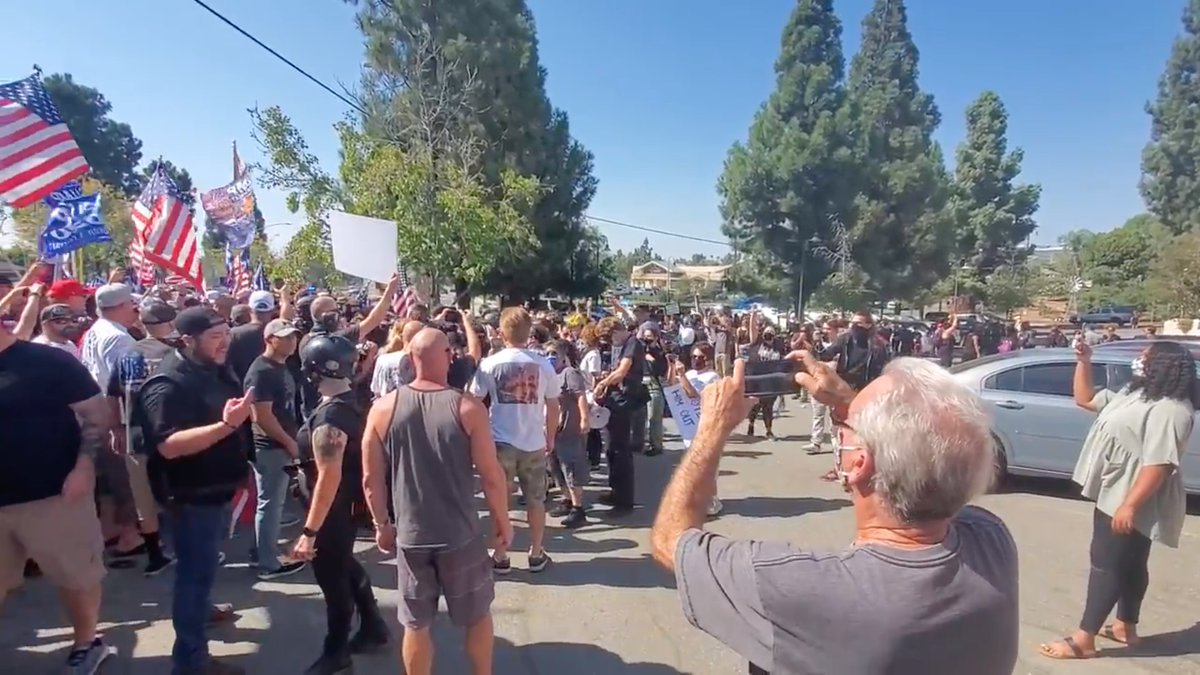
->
<box><xmin>948</xmin><ymin>351</ymin><xmax>1028</xmax><ymax>374</ymax></box>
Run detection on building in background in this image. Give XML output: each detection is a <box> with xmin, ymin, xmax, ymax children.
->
<box><xmin>629</xmin><ymin>261</ymin><xmax>730</xmax><ymax>292</ymax></box>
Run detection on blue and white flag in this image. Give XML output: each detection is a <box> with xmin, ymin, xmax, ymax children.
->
<box><xmin>39</xmin><ymin>181</ymin><xmax>111</xmax><ymax>258</ymax></box>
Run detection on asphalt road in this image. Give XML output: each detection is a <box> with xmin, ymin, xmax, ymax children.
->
<box><xmin>3</xmin><ymin>404</ymin><xmax>1200</xmax><ymax>674</ymax></box>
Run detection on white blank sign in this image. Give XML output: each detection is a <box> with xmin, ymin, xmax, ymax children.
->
<box><xmin>327</xmin><ymin>210</ymin><xmax>397</xmax><ymax>284</ymax></box>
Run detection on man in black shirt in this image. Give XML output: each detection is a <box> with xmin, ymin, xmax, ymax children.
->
<box><xmin>106</xmin><ymin>299</ymin><xmax>179</xmax><ymax>575</ymax></box>
<box><xmin>227</xmin><ymin>288</ymin><xmax>290</xmax><ymax>383</ymax></box>
<box><xmin>0</xmin><ymin>323</ymin><xmax>115</xmax><ymax>672</ymax></box>
<box><xmin>299</xmin><ymin>274</ymin><xmax>400</xmax><ymax>418</ymax></box>
<box><xmin>244</xmin><ymin>318</ymin><xmax>306</xmax><ymax>580</ymax></box>
<box><xmin>634</xmin><ymin>321</ymin><xmax>667</xmax><ymax>456</ymax></box>
<box><xmin>593</xmin><ymin>317</ymin><xmax>646</xmax><ymax>515</ymax></box>
<box><xmin>137</xmin><ymin>308</ymin><xmax>254</xmax><ymax>675</ymax></box>
<box><xmin>290</xmin><ymin>335</ymin><xmax>389</xmax><ymax>673</ymax></box>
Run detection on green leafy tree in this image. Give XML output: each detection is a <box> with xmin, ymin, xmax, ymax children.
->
<box><xmin>846</xmin><ymin>0</ymin><xmax>952</xmax><ymax>299</ymax></box>
<box><xmin>610</xmin><ymin>237</ymin><xmax>660</xmax><ymax>283</ymax></box>
<box><xmin>1141</xmin><ymin>0</ymin><xmax>1200</xmax><ymax>235</ymax></box>
<box><xmin>1146</xmin><ymin>230</ymin><xmax>1200</xmax><ymax>317</ymax></box>
<box><xmin>42</xmin><ymin>73</ymin><xmax>144</xmax><ymax>196</ymax></box>
<box><xmin>718</xmin><ymin>0</ymin><xmax>858</xmax><ymax>315</ymax></box>
<box><xmin>950</xmin><ymin>91</ymin><xmax>1040</xmax><ymax>304</ymax></box>
<box><xmin>349</xmin><ymin>0</ymin><xmax>599</xmax><ymax>301</ymax></box>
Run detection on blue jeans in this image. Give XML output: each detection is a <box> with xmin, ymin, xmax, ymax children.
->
<box><xmin>171</xmin><ymin>502</ymin><xmax>225</xmax><ymax>673</ymax></box>
<box><xmin>252</xmin><ymin>448</ymin><xmax>290</xmax><ymax>570</ymax></box>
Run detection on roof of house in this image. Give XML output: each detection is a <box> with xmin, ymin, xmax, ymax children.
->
<box><xmin>631</xmin><ymin>261</ymin><xmax>732</xmax><ymax>275</ymax></box>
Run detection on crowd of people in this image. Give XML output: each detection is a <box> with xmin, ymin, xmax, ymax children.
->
<box><xmin>0</xmin><ymin>258</ymin><xmax>1193</xmax><ymax>674</ymax></box>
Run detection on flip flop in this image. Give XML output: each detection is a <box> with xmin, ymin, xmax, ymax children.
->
<box><xmin>1099</xmin><ymin>624</ymin><xmax>1141</xmax><ymax>647</ymax></box>
<box><xmin>1039</xmin><ymin>636</ymin><xmax>1096</xmax><ymax>660</ymax></box>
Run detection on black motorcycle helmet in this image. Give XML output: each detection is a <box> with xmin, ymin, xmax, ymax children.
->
<box><xmin>300</xmin><ymin>334</ymin><xmax>358</xmax><ymax>382</ymax></box>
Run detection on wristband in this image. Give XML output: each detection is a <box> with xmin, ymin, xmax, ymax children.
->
<box><xmin>302</xmin><ymin>527</ymin><xmax>318</xmax><ymax>538</ymax></box>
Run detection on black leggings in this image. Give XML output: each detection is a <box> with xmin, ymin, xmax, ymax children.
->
<box><xmin>1080</xmin><ymin>508</ymin><xmax>1152</xmax><ymax>633</ymax></box>
<box><xmin>605</xmin><ymin>408</ymin><xmax>635</xmax><ymax>507</ymax></box>
<box><xmin>586</xmin><ymin>428</ymin><xmax>603</xmax><ymax>466</ymax></box>
<box><xmin>749</xmin><ymin>396</ymin><xmax>777</xmax><ymax>431</ymax></box>
<box><xmin>312</xmin><ymin>497</ymin><xmax>380</xmax><ymax>654</ymax></box>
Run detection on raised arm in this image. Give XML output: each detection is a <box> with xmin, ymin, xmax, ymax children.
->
<box><xmin>357</xmin><ymin>273</ymin><xmax>401</xmax><ymax>336</ymax></box>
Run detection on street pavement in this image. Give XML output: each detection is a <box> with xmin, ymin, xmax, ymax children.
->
<box><xmin>4</xmin><ymin>403</ymin><xmax>1200</xmax><ymax>674</ymax></box>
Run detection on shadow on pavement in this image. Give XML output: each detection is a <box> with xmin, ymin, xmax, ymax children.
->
<box><xmin>498</xmin><ymin>554</ymin><xmax>675</xmax><ymax>590</ymax></box>
<box><xmin>1113</xmin><ymin>621</ymin><xmax>1200</xmax><ymax>659</ymax></box>
<box><xmin>720</xmin><ymin>496</ymin><xmax>851</xmax><ymax>519</ymax></box>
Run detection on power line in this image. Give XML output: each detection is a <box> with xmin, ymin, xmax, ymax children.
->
<box><xmin>187</xmin><ymin>0</ymin><xmax>731</xmax><ymax>249</ymax></box>
<box><xmin>187</xmin><ymin>0</ymin><xmax>365</xmax><ymax>115</ymax></box>
<box><xmin>584</xmin><ymin>215</ymin><xmax>731</xmax><ymax>247</ymax></box>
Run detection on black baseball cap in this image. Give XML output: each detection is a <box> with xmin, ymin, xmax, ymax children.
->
<box><xmin>40</xmin><ymin>303</ymin><xmax>73</xmax><ymax>322</ymax></box>
<box><xmin>175</xmin><ymin>307</ymin><xmax>226</xmax><ymax>337</ymax></box>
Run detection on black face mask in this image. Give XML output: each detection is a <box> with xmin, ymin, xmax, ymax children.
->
<box><xmin>693</xmin><ymin>356</ymin><xmax>708</xmax><ymax>370</ymax></box>
<box><xmin>318</xmin><ymin>312</ymin><xmax>340</xmax><ymax>333</ymax></box>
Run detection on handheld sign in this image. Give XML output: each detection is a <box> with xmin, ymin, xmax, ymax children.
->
<box><xmin>662</xmin><ymin>384</ymin><xmax>701</xmax><ymax>449</ymax></box>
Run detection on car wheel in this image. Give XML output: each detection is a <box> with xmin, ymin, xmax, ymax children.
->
<box><xmin>989</xmin><ymin>434</ymin><xmax>1008</xmax><ymax>493</ymax></box>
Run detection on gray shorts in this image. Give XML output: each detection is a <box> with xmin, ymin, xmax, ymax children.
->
<box><xmin>553</xmin><ymin>435</ymin><xmax>589</xmax><ymax>490</ymax></box>
<box><xmin>497</xmin><ymin>443</ymin><xmax>548</xmax><ymax>504</ymax></box>
<box><xmin>397</xmin><ymin>536</ymin><xmax>494</xmax><ymax>629</ymax></box>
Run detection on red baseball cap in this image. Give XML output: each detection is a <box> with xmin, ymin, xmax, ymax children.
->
<box><xmin>48</xmin><ymin>279</ymin><xmax>93</xmax><ymax>300</ymax></box>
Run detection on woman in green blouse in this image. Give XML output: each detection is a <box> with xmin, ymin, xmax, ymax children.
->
<box><xmin>1041</xmin><ymin>340</ymin><xmax>1197</xmax><ymax>660</ymax></box>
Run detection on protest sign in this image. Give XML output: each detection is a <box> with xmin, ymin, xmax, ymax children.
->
<box><xmin>663</xmin><ymin>383</ymin><xmax>701</xmax><ymax>449</ymax></box>
<box><xmin>327</xmin><ymin>210</ymin><xmax>397</xmax><ymax>283</ymax></box>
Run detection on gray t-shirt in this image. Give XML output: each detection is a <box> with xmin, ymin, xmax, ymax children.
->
<box><xmin>674</xmin><ymin>506</ymin><xmax>1018</xmax><ymax>675</ymax></box>
<box><xmin>1073</xmin><ymin>387</ymin><xmax>1191</xmax><ymax>547</ymax></box>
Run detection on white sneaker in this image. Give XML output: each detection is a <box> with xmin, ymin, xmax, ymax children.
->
<box><xmin>707</xmin><ymin>498</ymin><xmax>723</xmax><ymax>517</ymax></box>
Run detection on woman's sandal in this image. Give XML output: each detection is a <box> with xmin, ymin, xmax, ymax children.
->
<box><xmin>1039</xmin><ymin>636</ymin><xmax>1097</xmax><ymax>660</ymax></box>
<box><xmin>1099</xmin><ymin>624</ymin><xmax>1142</xmax><ymax>647</ymax></box>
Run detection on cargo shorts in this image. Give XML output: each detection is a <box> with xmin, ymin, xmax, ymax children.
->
<box><xmin>497</xmin><ymin>442</ymin><xmax>548</xmax><ymax>505</ymax></box>
<box><xmin>0</xmin><ymin>492</ymin><xmax>106</xmax><ymax>594</ymax></box>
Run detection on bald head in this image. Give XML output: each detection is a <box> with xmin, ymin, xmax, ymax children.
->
<box><xmin>310</xmin><ymin>295</ymin><xmax>337</xmax><ymax>319</ymax></box>
<box><xmin>409</xmin><ymin>327</ymin><xmax>450</xmax><ymax>385</ymax></box>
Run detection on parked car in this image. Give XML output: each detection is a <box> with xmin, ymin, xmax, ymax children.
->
<box><xmin>1070</xmin><ymin>305</ymin><xmax>1137</xmax><ymax>326</ymax></box>
<box><xmin>949</xmin><ymin>343</ymin><xmax>1200</xmax><ymax>495</ymax></box>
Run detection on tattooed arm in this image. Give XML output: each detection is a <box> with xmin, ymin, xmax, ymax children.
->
<box><xmin>63</xmin><ymin>392</ymin><xmax>110</xmax><ymax>501</ymax></box>
<box><xmin>304</xmin><ymin>423</ymin><xmax>347</xmax><ymax>535</ymax></box>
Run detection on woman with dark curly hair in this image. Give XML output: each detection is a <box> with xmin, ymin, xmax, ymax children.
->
<box><xmin>1041</xmin><ymin>340</ymin><xmax>1197</xmax><ymax>660</ymax></box>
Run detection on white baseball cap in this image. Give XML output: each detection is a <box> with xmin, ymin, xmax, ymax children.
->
<box><xmin>248</xmin><ymin>290</ymin><xmax>275</xmax><ymax>313</ymax></box>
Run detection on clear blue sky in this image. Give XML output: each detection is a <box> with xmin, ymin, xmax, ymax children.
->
<box><xmin>0</xmin><ymin>0</ymin><xmax>1186</xmax><ymax>260</ymax></box>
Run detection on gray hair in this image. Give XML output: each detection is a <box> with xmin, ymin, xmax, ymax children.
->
<box><xmin>850</xmin><ymin>357</ymin><xmax>995</xmax><ymax>523</ymax></box>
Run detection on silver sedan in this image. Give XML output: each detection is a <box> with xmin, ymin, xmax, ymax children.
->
<box><xmin>948</xmin><ymin>340</ymin><xmax>1200</xmax><ymax>495</ymax></box>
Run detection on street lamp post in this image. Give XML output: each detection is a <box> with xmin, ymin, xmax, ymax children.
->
<box><xmin>797</xmin><ymin>235</ymin><xmax>822</xmax><ymax>322</ymax></box>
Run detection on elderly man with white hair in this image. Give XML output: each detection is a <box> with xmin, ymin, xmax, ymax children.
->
<box><xmin>651</xmin><ymin>354</ymin><xmax>1018</xmax><ymax>675</ymax></box>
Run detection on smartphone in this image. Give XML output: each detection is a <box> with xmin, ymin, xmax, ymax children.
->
<box><xmin>744</xmin><ymin>359</ymin><xmax>803</xmax><ymax>397</ymax></box>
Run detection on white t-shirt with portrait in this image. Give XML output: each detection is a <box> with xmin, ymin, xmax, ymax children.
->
<box><xmin>469</xmin><ymin>347</ymin><xmax>559</xmax><ymax>452</ymax></box>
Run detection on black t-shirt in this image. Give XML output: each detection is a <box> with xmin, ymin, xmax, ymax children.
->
<box><xmin>227</xmin><ymin>322</ymin><xmax>267</xmax><ymax>383</ymax></box>
<box><xmin>0</xmin><ymin>341</ymin><xmax>100</xmax><ymax>507</ymax></box>
<box><xmin>244</xmin><ymin>355</ymin><xmax>299</xmax><ymax>452</ymax></box>
<box><xmin>448</xmin><ymin>355</ymin><xmax>477</xmax><ymax>391</ymax></box>
<box><xmin>297</xmin><ymin>391</ymin><xmax>364</xmax><ymax>506</ymax></box>
<box><xmin>644</xmin><ymin>341</ymin><xmax>668</xmax><ymax>379</ymax></box>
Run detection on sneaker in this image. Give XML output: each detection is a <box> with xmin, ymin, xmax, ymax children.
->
<box><xmin>707</xmin><ymin>498</ymin><xmax>723</xmax><ymax>517</ymax></box>
<box><xmin>206</xmin><ymin>604</ymin><xmax>236</xmax><ymax>627</ymax></box>
<box><xmin>549</xmin><ymin>500</ymin><xmax>572</xmax><ymax>518</ymax></box>
<box><xmin>806</xmin><ymin>445</ymin><xmax>822</xmax><ymax>455</ymax></box>
<box><xmin>562</xmin><ymin>507</ymin><xmax>587</xmax><ymax>529</ymax></box>
<box><xmin>348</xmin><ymin>625</ymin><xmax>390</xmax><ymax>654</ymax></box>
<box><xmin>144</xmin><ymin>555</ymin><xmax>175</xmax><ymax>577</ymax></box>
<box><xmin>745</xmin><ymin>424</ymin><xmax>755</xmax><ymax>437</ymax></box>
<box><xmin>303</xmin><ymin>649</ymin><xmax>353</xmax><ymax>674</ymax></box>
<box><xmin>765</xmin><ymin>431</ymin><xmax>777</xmax><ymax>441</ymax></box>
<box><xmin>256</xmin><ymin>560</ymin><xmax>307</xmax><ymax>581</ymax></box>
<box><xmin>527</xmin><ymin>551</ymin><xmax>551</xmax><ymax>572</ymax></box>
<box><xmin>644</xmin><ymin>447</ymin><xmax>663</xmax><ymax>457</ymax></box>
<box><xmin>65</xmin><ymin>637</ymin><xmax>113</xmax><ymax>674</ymax></box>
<box><xmin>492</xmin><ymin>555</ymin><xmax>512</xmax><ymax>575</ymax></box>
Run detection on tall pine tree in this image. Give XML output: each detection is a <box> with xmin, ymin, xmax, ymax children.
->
<box><xmin>951</xmin><ymin>91</ymin><xmax>1040</xmax><ymax>282</ymax></box>
<box><xmin>1141</xmin><ymin>0</ymin><xmax>1200</xmax><ymax>235</ymax></box>
<box><xmin>846</xmin><ymin>0</ymin><xmax>951</xmax><ymax>300</ymax></box>
<box><xmin>718</xmin><ymin>0</ymin><xmax>859</xmax><ymax>314</ymax></box>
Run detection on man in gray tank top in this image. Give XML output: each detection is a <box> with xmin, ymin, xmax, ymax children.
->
<box><xmin>363</xmin><ymin>328</ymin><xmax>513</xmax><ymax>675</ymax></box>
<box><xmin>651</xmin><ymin>356</ymin><xmax>1019</xmax><ymax>675</ymax></box>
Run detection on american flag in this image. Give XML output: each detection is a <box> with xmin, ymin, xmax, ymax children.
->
<box><xmin>225</xmin><ymin>246</ymin><xmax>251</xmax><ymax>295</ymax></box>
<box><xmin>0</xmin><ymin>74</ymin><xmax>90</xmax><ymax>208</ymax></box>
<box><xmin>132</xmin><ymin>167</ymin><xmax>201</xmax><ymax>289</ymax></box>
<box><xmin>391</xmin><ymin>265</ymin><xmax>418</xmax><ymax>317</ymax></box>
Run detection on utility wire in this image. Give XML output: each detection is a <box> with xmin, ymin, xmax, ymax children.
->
<box><xmin>186</xmin><ymin>0</ymin><xmax>729</xmax><ymax>248</ymax></box>
<box><xmin>187</xmin><ymin>0</ymin><xmax>366</xmax><ymax>115</ymax></box>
